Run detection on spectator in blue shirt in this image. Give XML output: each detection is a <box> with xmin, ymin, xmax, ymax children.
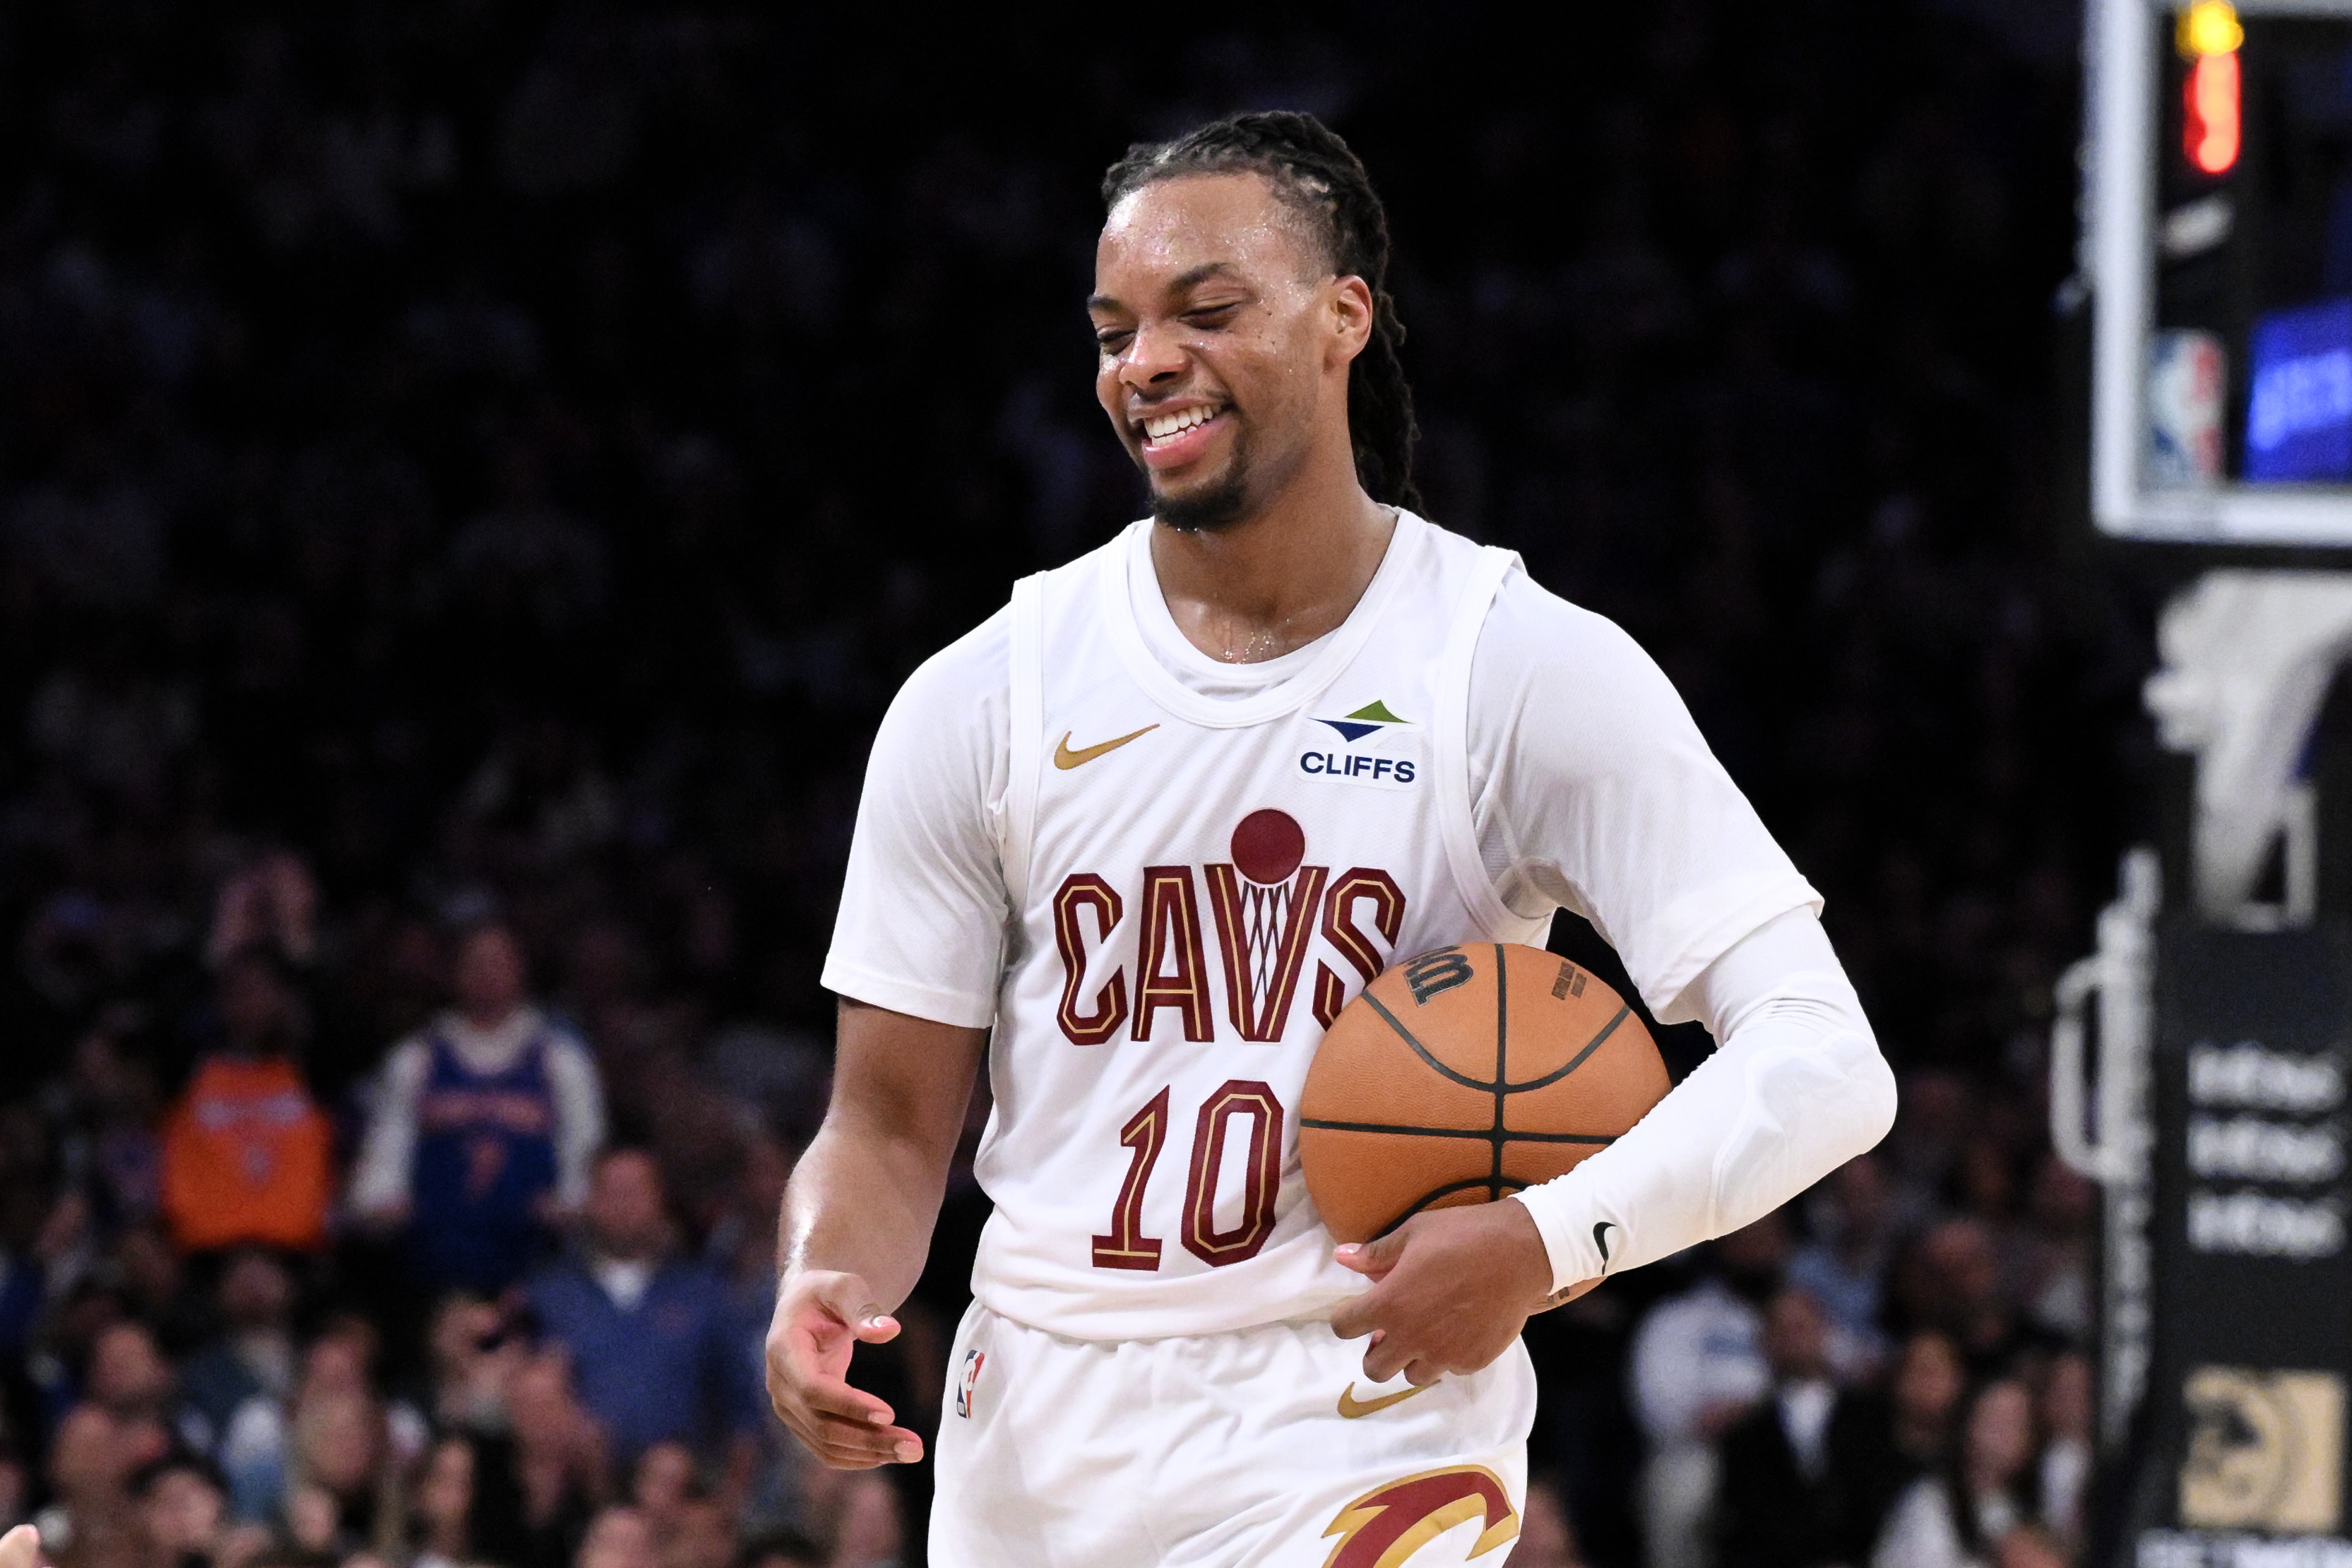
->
<box><xmin>528</xmin><ymin>1148</ymin><xmax>761</xmax><ymax>1478</ymax></box>
<box><xmin>351</xmin><ymin>922</ymin><xmax>607</xmax><ymax>1295</ymax></box>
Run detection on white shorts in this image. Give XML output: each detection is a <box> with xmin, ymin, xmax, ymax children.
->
<box><xmin>930</xmin><ymin>1302</ymin><xmax>1536</xmax><ymax>1568</ymax></box>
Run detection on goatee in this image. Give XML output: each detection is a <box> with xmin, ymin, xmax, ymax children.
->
<box><xmin>1151</xmin><ymin>468</ymin><xmax>1250</xmax><ymax>533</ymax></box>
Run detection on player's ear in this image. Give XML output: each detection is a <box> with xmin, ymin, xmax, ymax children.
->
<box><xmin>1329</xmin><ymin>274</ymin><xmax>1374</xmax><ymax>367</ymax></box>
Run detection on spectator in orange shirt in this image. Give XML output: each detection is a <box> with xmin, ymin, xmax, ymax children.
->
<box><xmin>159</xmin><ymin>950</ymin><xmax>333</xmax><ymax>1256</ymax></box>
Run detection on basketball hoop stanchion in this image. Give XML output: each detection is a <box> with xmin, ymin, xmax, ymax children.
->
<box><xmin>2073</xmin><ymin>0</ymin><xmax>2352</xmax><ymax>1555</ymax></box>
<box><xmin>2057</xmin><ymin>572</ymin><xmax>2352</xmax><ymax>1566</ymax></box>
<box><xmin>2051</xmin><ymin>848</ymin><xmax>2159</xmax><ymax>1457</ymax></box>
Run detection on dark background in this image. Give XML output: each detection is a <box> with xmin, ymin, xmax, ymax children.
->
<box><xmin>0</xmin><ymin>1</ymin><xmax>2155</xmax><ymax>1564</ymax></box>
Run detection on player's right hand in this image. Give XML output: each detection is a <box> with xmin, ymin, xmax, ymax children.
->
<box><xmin>764</xmin><ymin>1269</ymin><xmax>925</xmax><ymax>1470</ymax></box>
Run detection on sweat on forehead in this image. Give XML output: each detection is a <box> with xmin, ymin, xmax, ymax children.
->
<box><xmin>1102</xmin><ymin>170</ymin><xmax>1338</xmax><ymax>280</ymax></box>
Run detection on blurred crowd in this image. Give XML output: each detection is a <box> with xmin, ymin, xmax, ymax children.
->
<box><xmin>0</xmin><ymin>1</ymin><xmax>2138</xmax><ymax>1566</ymax></box>
<box><xmin>1543</xmin><ymin>1123</ymin><xmax>2098</xmax><ymax>1568</ymax></box>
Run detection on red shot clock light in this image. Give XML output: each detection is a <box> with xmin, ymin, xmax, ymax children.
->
<box><xmin>2185</xmin><ymin>53</ymin><xmax>2240</xmax><ymax>174</ymax></box>
<box><xmin>2180</xmin><ymin>1</ymin><xmax>2244</xmax><ymax>176</ymax></box>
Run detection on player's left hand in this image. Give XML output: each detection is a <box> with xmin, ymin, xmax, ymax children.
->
<box><xmin>1329</xmin><ymin>1200</ymin><xmax>1559</xmax><ymax>1385</ymax></box>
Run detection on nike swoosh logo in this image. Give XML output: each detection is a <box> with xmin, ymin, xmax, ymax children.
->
<box><xmin>1337</xmin><ymin>1382</ymin><xmax>1432</xmax><ymax>1419</ymax></box>
<box><xmin>1053</xmin><ymin>724</ymin><xmax>1159</xmax><ymax>770</ymax></box>
<box><xmin>1594</xmin><ymin>1221</ymin><xmax>1615</xmax><ymax>1266</ymax></box>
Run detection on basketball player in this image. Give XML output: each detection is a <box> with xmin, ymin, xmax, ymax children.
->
<box><xmin>767</xmin><ymin>112</ymin><xmax>1896</xmax><ymax>1565</ymax></box>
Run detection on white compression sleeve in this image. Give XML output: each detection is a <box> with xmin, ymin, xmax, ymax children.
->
<box><xmin>1510</xmin><ymin>907</ymin><xmax>1896</xmax><ymax>1295</ymax></box>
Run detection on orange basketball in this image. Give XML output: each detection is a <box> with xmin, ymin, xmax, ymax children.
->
<box><xmin>1300</xmin><ymin>942</ymin><xmax>1670</xmax><ymax>1242</ymax></box>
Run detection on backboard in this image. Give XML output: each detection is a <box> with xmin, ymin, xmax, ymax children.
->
<box><xmin>2091</xmin><ymin>0</ymin><xmax>2352</xmax><ymax>544</ymax></box>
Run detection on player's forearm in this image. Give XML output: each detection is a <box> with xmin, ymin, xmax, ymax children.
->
<box><xmin>1518</xmin><ymin>996</ymin><xmax>1889</xmax><ymax>1291</ymax></box>
<box><xmin>780</xmin><ymin>1118</ymin><xmax>957</xmax><ymax>1310</ymax></box>
<box><xmin>1513</xmin><ymin>911</ymin><xmax>1895</xmax><ymax>1293</ymax></box>
<box><xmin>778</xmin><ymin>998</ymin><xmax>987</xmax><ymax>1312</ymax></box>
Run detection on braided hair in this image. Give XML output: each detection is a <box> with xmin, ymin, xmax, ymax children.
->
<box><xmin>1101</xmin><ymin>111</ymin><xmax>1422</xmax><ymax>513</ymax></box>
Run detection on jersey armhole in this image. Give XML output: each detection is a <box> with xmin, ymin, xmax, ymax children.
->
<box><xmin>1002</xmin><ymin>573</ymin><xmax>1045</xmax><ymax>915</ymax></box>
<box><xmin>1434</xmin><ymin>547</ymin><xmax>1543</xmax><ymax>942</ymax></box>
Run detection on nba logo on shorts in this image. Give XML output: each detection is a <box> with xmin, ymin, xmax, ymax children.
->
<box><xmin>955</xmin><ymin>1348</ymin><xmax>986</xmax><ymax>1419</ymax></box>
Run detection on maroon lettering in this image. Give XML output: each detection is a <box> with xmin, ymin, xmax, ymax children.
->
<box><xmin>1205</xmin><ymin>864</ymin><xmax>1329</xmax><ymax>1041</ymax></box>
<box><xmin>1052</xmin><ymin>874</ymin><xmax>1129</xmax><ymax>1045</ymax></box>
<box><xmin>1182</xmin><ymin>1079</ymin><xmax>1285</xmax><ymax>1266</ymax></box>
<box><xmin>1132</xmin><ymin>867</ymin><xmax>1214</xmax><ymax>1041</ymax></box>
<box><xmin>1091</xmin><ymin>1088</ymin><xmax>1170</xmax><ymax>1270</ymax></box>
<box><xmin>1313</xmin><ymin>868</ymin><xmax>1407</xmax><ymax>1027</ymax></box>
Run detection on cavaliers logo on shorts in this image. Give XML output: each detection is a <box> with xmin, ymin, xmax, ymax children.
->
<box><xmin>1320</xmin><ymin>1466</ymin><xmax>1518</xmax><ymax>1567</ymax></box>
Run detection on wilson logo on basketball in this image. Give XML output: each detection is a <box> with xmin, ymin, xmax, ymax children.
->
<box><xmin>1297</xmin><ymin>942</ymin><xmax>1670</xmax><ymax>1244</ymax></box>
<box><xmin>1050</xmin><ymin>809</ymin><xmax>1405</xmax><ymax>1045</ymax></box>
<box><xmin>1401</xmin><ymin>948</ymin><xmax>1472</xmax><ymax>1005</ymax></box>
<box><xmin>1319</xmin><ymin>1466</ymin><xmax>1519</xmax><ymax>1568</ymax></box>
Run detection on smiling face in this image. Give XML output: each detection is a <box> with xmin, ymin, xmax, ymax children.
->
<box><xmin>1090</xmin><ymin>172</ymin><xmax>1371</xmax><ymax>532</ymax></box>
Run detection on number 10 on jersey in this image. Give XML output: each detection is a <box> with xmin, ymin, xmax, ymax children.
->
<box><xmin>1092</xmin><ymin>1080</ymin><xmax>1283</xmax><ymax>1270</ymax></box>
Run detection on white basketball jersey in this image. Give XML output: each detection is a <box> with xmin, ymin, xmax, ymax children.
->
<box><xmin>975</xmin><ymin>512</ymin><xmax>1550</xmax><ymax>1340</ymax></box>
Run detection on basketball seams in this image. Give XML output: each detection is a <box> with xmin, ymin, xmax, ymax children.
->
<box><xmin>1300</xmin><ymin>1117</ymin><xmax>1612</xmax><ymax>1145</ymax></box>
<box><xmin>1501</xmin><ymin>1004</ymin><xmax>1630</xmax><ymax>1093</ymax></box>
<box><xmin>1490</xmin><ymin>944</ymin><xmax>1508</xmax><ymax>1201</ymax></box>
<box><xmin>1385</xmin><ymin>1177</ymin><xmax>1514</xmax><ymax>1233</ymax></box>
<box><xmin>1359</xmin><ymin>990</ymin><xmax>1494</xmax><ymax>1093</ymax></box>
<box><xmin>1302</xmin><ymin>940</ymin><xmax>1667</xmax><ymax>1244</ymax></box>
<box><xmin>1355</xmin><ymin>956</ymin><xmax>1634</xmax><ymax>1206</ymax></box>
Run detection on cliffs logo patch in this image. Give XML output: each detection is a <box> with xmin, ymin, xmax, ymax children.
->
<box><xmin>954</xmin><ymin>1348</ymin><xmax>985</xmax><ymax>1420</ymax></box>
<box><xmin>1321</xmin><ymin>1466</ymin><xmax>1519</xmax><ymax>1567</ymax></box>
<box><xmin>1317</xmin><ymin>700</ymin><xmax>1408</xmax><ymax>744</ymax></box>
<box><xmin>1304</xmin><ymin>701</ymin><xmax>1418</xmax><ymax>790</ymax></box>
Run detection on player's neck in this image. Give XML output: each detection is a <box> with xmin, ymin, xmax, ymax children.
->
<box><xmin>1148</xmin><ymin>473</ymin><xmax>1394</xmax><ymax>665</ymax></box>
